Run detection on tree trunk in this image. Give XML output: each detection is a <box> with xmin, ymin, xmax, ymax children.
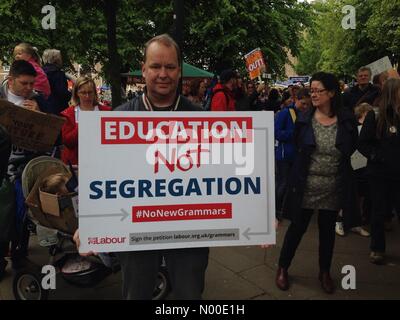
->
<box><xmin>104</xmin><ymin>0</ymin><xmax>122</xmax><ymax>108</ymax></box>
<box><xmin>172</xmin><ymin>0</ymin><xmax>184</xmax><ymax>94</ymax></box>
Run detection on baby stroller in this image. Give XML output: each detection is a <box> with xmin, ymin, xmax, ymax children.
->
<box><xmin>13</xmin><ymin>156</ymin><xmax>170</xmax><ymax>300</ymax></box>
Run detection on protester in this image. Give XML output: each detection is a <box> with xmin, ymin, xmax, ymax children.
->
<box><xmin>342</xmin><ymin>67</ymin><xmax>378</xmax><ymax>111</ymax></box>
<box><xmin>350</xmin><ymin>103</ymin><xmax>374</xmax><ymax>228</ymax></box>
<box><xmin>0</xmin><ymin>60</ymin><xmax>51</xmax><ymax>272</ymax></box>
<box><xmin>275</xmin><ymin>88</ymin><xmax>311</xmax><ymax>219</ymax></box>
<box><xmin>73</xmin><ymin>34</ymin><xmax>208</xmax><ymax>300</ymax></box>
<box><xmin>0</xmin><ymin>125</ymin><xmax>11</xmax><ymax>280</ymax></box>
<box><xmin>234</xmin><ymin>77</ymin><xmax>250</xmax><ymax>110</ymax></box>
<box><xmin>187</xmin><ymin>78</ymin><xmax>206</xmax><ymax>107</ymax></box>
<box><xmin>13</xmin><ymin>42</ymin><xmax>51</xmax><ymax>98</ymax></box>
<box><xmin>211</xmin><ymin>69</ymin><xmax>237</xmax><ymax>111</ymax></box>
<box><xmin>265</xmin><ymin>88</ymin><xmax>281</xmax><ymax>113</ymax></box>
<box><xmin>279</xmin><ymin>90</ymin><xmax>292</xmax><ymax>110</ymax></box>
<box><xmin>335</xmin><ymin>103</ymin><xmax>372</xmax><ymax>237</ymax></box>
<box><xmin>276</xmin><ymin>72</ymin><xmax>357</xmax><ymax>294</ymax></box>
<box><xmin>42</xmin><ymin>49</ymin><xmax>72</xmax><ymax>115</ymax></box>
<box><xmin>0</xmin><ymin>60</ymin><xmax>49</xmax><ymax>112</ymax></box>
<box><xmin>294</xmin><ymin>88</ymin><xmax>312</xmax><ymax>113</ymax></box>
<box><xmin>61</xmin><ymin>76</ymin><xmax>111</xmax><ymax>166</ymax></box>
<box><xmin>358</xmin><ymin>78</ymin><xmax>400</xmax><ymax>265</ymax></box>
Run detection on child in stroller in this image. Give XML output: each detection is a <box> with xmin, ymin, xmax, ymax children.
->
<box><xmin>13</xmin><ymin>156</ymin><xmax>170</xmax><ymax>300</ymax></box>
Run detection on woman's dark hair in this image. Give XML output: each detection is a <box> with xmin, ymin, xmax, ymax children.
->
<box><xmin>268</xmin><ymin>88</ymin><xmax>280</xmax><ymax>101</ymax></box>
<box><xmin>281</xmin><ymin>90</ymin><xmax>291</xmax><ymax>103</ymax></box>
<box><xmin>310</xmin><ymin>72</ymin><xmax>342</xmax><ymax>117</ymax></box>
<box><xmin>377</xmin><ymin>78</ymin><xmax>400</xmax><ymax>138</ymax></box>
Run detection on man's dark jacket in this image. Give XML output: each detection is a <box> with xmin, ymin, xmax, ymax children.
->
<box><xmin>43</xmin><ymin>63</ymin><xmax>72</xmax><ymax>115</ymax></box>
<box><xmin>115</xmin><ymin>94</ymin><xmax>203</xmax><ymax>112</ymax></box>
<box><xmin>342</xmin><ymin>83</ymin><xmax>379</xmax><ymax>111</ymax></box>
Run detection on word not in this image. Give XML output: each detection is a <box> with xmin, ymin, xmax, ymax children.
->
<box><xmin>41</xmin><ymin>5</ymin><xmax>56</xmax><ymax>30</ymax></box>
<box><xmin>41</xmin><ymin>265</ymin><xmax>56</xmax><ymax>290</ymax></box>
<box><xmin>101</xmin><ymin>117</ymin><xmax>252</xmax><ymax>144</ymax></box>
<box><xmin>146</xmin><ymin>141</ymin><xmax>256</xmax><ymax>175</ymax></box>
<box><xmin>89</xmin><ymin>177</ymin><xmax>261</xmax><ymax>199</ymax></box>
<box><xmin>154</xmin><ymin>144</ymin><xmax>209</xmax><ymax>173</ymax></box>
<box><xmin>341</xmin><ymin>265</ymin><xmax>356</xmax><ymax>290</ymax></box>
<box><xmin>342</xmin><ymin>5</ymin><xmax>356</xmax><ymax>30</ymax></box>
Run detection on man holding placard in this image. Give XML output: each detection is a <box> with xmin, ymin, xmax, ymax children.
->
<box><xmin>75</xmin><ymin>34</ymin><xmax>209</xmax><ymax>300</ymax></box>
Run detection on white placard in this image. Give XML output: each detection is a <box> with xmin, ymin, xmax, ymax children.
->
<box><xmin>365</xmin><ymin>56</ymin><xmax>393</xmax><ymax>78</ymax></box>
<box><xmin>79</xmin><ymin>112</ymin><xmax>275</xmax><ymax>252</ymax></box>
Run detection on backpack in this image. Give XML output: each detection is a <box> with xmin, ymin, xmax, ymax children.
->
<box><xmin>204</xmin><ymin>89</ymin><xmax>229</xmax><ymax>111</ymax></box>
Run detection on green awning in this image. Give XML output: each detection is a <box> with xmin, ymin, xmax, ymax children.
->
<box><xmin>122</xmin><ymin>62</ymin><xmax>214</xmax><ymax>78</ymax></box>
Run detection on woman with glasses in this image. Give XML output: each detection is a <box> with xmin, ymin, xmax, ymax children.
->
<box><xmin>61</xmin><ymin>76</ymin><xmax>111</xmax><ymax>165</ymax></box>
<box><xmin>275</xmin><ymin>72</ymin><xmax>357</xmax><ymax>294</ymax></box>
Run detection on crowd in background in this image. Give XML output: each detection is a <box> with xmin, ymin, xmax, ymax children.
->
<box><xmin>0</xmin><ymin>41</ymin><xmax>399</xmax><ymax>297</ymax></box>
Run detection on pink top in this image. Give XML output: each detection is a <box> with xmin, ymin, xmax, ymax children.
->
<box><xmin>28</xmin><ymin>58</ymin><xmax>51</xmax><ymax>98</ymax></box>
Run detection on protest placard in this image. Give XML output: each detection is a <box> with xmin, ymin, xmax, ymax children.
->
<box><xmin>365</xmin><ymin>56</ymin><xmax>393</xmax><ymax>78</ymax></box>
<box><xmin>244</xmin><ymin>48</ymin><xmax>266</xmax><ymax>80</ymax></box>
<box><xmin>0</xmin><ymin>99</ymin><xmax>65</xmax><ymax>152</ymax></box>
<box><xmin>79</xmin><ymin>112</ymin><xmax>275</xmax><ymax>252</ymax></box>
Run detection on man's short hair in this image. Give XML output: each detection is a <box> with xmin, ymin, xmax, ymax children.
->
<box><xmin>358</xmin><ymin>67</ymin><xmax>372</xmax><ymax>76</ymax></box>
<box><xmin>143</xmin><ymin>34</ymin><xmax>181</xmax><ymax>65</ymax></box>
<box><xmin>9</xmin><ymin>60</ymin><xmax>37</xmax><ymax>78</ymax></box>
<box><xmin>219</xmin><ymin>69</ymin><xmax>238</xmax><ymax>84</ymax></box>
<box><xmin>296</xmin><ymin>88</ymin><xmax>310</xmax><ymax>100</ymax></box>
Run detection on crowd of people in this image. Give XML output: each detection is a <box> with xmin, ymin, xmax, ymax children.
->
<box><xmin>0</xmin><ymin>36</ymin><xmax>399</xmax><ymax>299</ymax></box>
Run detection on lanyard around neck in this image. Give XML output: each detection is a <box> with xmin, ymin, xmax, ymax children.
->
<box><xmin>142</xmin><ymin>93</ymin><xmax>180</xmax><ymax>111</ymax></box>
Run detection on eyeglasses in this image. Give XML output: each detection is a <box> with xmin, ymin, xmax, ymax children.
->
<box><xmin>310</xmin><ymin>88</ymin><xmax>327</xmax><ymax>95</ymax></box>
<box><xmin>78</xmin><ymin>91</ymin><xmax>94</xmax><ymax>96</ymax></box>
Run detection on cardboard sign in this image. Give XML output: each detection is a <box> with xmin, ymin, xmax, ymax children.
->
<box><xmin>0</xmin><ymin>99</ymin><xmax>65</xmax><ymax>152</ymax></box>
<box><xmin>365</xmin><ymin>56</ymin><xmax>393</xmax><ymax>78</ymax></box>
<box><xmin>79</xmin><ymin>112</ymin><xmax>276</xmax><ymax>252</ymax></box>
<box><xmin>244</xmin><ymin>48</ymin><xmax>266</xmax><ymax>80</ymax></box>
<box><xmin>26</xmin><ymin>167</ymin><xmax>78</xmax><ymax>235</ymax></box>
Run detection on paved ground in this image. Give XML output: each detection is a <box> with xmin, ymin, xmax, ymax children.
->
<box><xmin>1</xmin><ymin>215</ymin><xmax>399</xmax><ymax>300</ymax></box>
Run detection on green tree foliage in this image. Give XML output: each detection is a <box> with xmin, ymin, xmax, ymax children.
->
<box><xmin>181</xmin><ymin>0</ymin><xmax>311</xmax><ymax>75</ymax></box>
<box><xmin>0</xmin><ymin>0</ymin><xmax>310</xmax><ymax>80</ymax></box>
<box><xmin>296</xmin><ymin>0</ymin><xmax>397</xmax><ymax>79</ymax></box>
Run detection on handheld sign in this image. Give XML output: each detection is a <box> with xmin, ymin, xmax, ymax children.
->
<box><xmin>244</xmin><ymin>48</ymin><xmax>266</xmax><ymax>80</ymax></box>
<box><xmin>365</xmin><ymin>56</ymin><xmax>393</xmax><ymax>79</ymax></box>
<box><xmin>0</xmin><ymin>99</ymin><xmax>65</xmax><ymax>152</ymax></box>
<box><xmin>79</xmin><ymin>112</ymin><xmax>275</xmax><ymax>252</ymax></box>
